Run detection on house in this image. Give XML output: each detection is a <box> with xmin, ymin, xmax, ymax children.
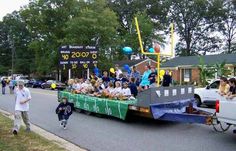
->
<box><xmin>161</xmin><ymin>53</ymin><xmax>236</xmax><ymax>84</ymax></box>
<box><xmin>114</xmin><ymin>58</ymin><xmax>157</xmax><ymax>74</ymax></box>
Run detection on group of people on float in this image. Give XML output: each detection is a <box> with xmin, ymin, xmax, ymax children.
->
<box><xmin>218</xmin><ymin>77</ymin><xmax>236</xmax><ymax>100</ymax></box>
<box><xmin>68</xmin><ymin>64</ymin><xmax>172</xmax><ymax>100</ymax></box>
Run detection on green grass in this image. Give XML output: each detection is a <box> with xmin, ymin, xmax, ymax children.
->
<box><xmin>0</xmin><ymin>113</ymin><xmax>65</xmax><ymax>151</ymax></box>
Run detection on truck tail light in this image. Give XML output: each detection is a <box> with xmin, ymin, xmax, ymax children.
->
<box><xmin>215</xmin><ymin>100</ymin><xmax>220</xmax><ymax>113</ymax></box>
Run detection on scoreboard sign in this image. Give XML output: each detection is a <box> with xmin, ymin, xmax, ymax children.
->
<box><xmin>59</xmin><ymin>45</ymin><xmax>98</xmax><ymax>70</ymax></box>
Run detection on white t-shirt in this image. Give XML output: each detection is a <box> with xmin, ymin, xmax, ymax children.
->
<box><xmin>113</xmin><ymin>87</ymin><xmax>122</xmax><ymax>94</ymax></box>
<box><xmin>15</xmin><ymin>87</ymin><xmax>32</xmax><ymax>111</ymax></box>
<box><xmin>107</xmin><ymin>87</ymin><xmax>114</xmax><ymax>93</ymax></box>
<box><xmin>122</xmin><ymin>88</ymin><xmax>131</xmax><ymax>96</ymax></box>
<box><xmin>116</xmin><ymin>69</ymin><xmax>122</xmax><ymax>79</ymax></box>
<box><xmin>75</xmin><ymin>83</ymin><xmax>81</xmax><ymax>90</ymax></box>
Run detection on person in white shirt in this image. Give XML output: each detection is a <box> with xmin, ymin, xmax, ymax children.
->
<box><xmin>122</xmin><ymin>82</ymin><xmax>131</xmax><ymax>97</ymax></box>
<box><xmin>115</xmin><ymin>64</ymin><xmax>122</xmax><ymax>79</ymax></box>
<box><xmin>111</xmin><ymin>81</ymin><xmax>122</xmax><ymax>97</ymax></box>
<box><xmin>13</xmin><ymin>80</ymin><xmax>32</xmax><ymax>135</ymax></box>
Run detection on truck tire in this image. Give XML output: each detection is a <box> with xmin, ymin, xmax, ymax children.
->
<box><xmin>194</xmin><ymin>95</ymin><xmax>202</xmax><ymax>107</ymax></box>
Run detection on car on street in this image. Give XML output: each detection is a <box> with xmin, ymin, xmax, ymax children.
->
<box><xmin>25</xmin><ymin>79</ymin><xmax>44</xmax><ymax>88</ymax></box>
<box><xmin>41</xmin><ymin>80</ymin><xmax>66</xmax><ymax>90</ymax></box>
<box><xmin>194</xmin><ymin>79</ymin><xmax>220</xmax><ymax>107</ymax></box>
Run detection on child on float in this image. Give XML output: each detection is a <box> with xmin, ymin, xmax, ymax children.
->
<box><xmin>129</xmin><ymin>77</ymin><xmax>138</xmax><ymax>97</ymax></box>
<box><xmin>102</xmin><ymin>82</ymin><xmax>115</xmax><ymax>98</ymax></box>
<box><xmin>226</xmin><ymin>78</ymin><xmax>236</xmax><ymax>100</ymax></box>
<box><xmin>121</xmin><ymin>82</ymin><xmax>132</xmax><ymax>100</ymax></box>
<box><xmin>111</xmin><ymin>81</ymin><xmax>122</xmax><ymax>98</ymax></box>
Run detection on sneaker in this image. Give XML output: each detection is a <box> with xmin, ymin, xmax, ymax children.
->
<box><xmin>13</xmin><ymin>130</ymin><xmax>18</xmax><ymax>135</ymax></box>
<box><xmin>63</xmin><ymin>125</ymin><xmax>67</xmax><ymax>130</ymax></box>
<box><xmin>25</xmin><ymin>128</ymin><xmax>31</xmax><ymax>132</ymax></box>
<box><xmin>60</xmin><ymin>122</ymin><xmax>63</xmax><ymax>127</ymax></box>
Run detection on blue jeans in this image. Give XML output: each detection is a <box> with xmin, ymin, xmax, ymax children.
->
<box><xmin>2</xmin><ymin>87</ymin><xmax>5</xmax><ymax>94</ymax></box>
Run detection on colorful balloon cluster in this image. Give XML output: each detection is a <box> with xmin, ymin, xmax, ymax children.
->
<box><xmin>148</xmin><ymin>44</ymin><xmax>161</xmax><ymax>53</ymax></box>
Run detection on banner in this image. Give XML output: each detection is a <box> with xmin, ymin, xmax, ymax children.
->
<box><xmin>58</xmin><ymin>91</ymin><xmax>137</xmax><ymax>120</ymax></box>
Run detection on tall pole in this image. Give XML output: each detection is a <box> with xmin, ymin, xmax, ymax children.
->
<box><xmin>11</xmin><ymin>38</ymin><xmax>15</xmax><ymax>77</ymax></box>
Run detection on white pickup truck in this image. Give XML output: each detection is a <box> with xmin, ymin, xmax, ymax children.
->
<box><xmin>214</xmin><ymin>97</ymin><xmax>236</xmax><ymax>133</ymax></box>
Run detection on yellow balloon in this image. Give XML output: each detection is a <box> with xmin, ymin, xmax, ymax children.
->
<box><xmin>110</xmin><ymin>68</ymin><xmax>115</xmax><ymax>74</ymax></box>
<box><xmin>169</xmin><ymin>71</ymin><xmax>172</xmax><ymax>76</ymax></box>
<box><xmin>51</xmin><ymin>83</ymin><xmax>56</xmax><ymax>89</ymax></box>
<box><xmin>160</xmin><ymin>70</ymin><xmax>165</xmax><ymax>76</ymax></box>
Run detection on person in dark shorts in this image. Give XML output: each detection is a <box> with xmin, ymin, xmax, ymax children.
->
<box><xmin>56</xmin><ymin>97</ymin><xmax>74</xmax><ymax>129</ymax></box>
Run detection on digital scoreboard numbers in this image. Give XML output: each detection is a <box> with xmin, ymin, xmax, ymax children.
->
<box><xmin>59</xmin><ymin>45</ymin><xmax>98</xmax><ymax>70</ymax></box>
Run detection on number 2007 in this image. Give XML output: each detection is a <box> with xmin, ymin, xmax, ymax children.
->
<box><xmin>71</xmin><ymin>52</ymin><xmax>89</xmax><ymax>58</ymax></box>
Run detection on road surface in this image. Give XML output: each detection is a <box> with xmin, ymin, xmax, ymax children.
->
<box><xmin>0</xmin><ymin>88</ymin><xmax>235</xmax><ymax>151</ymax></box>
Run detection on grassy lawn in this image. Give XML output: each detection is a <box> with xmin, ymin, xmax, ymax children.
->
<box><xmin>0</xmin><ymin>113</ymin><xmax>65</xmax><ymax>151</ymax></box>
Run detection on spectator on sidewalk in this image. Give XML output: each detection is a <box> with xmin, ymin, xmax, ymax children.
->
<box><xmin>9</xmin><ymin>79</ymin><xmax>14</xmax><ymax>94</ymax></box>
<box><xmin>1</xmin><ymin>79</ymin><xmax>6</xmax><ymax>95</ymax></box>
<box><xmin>12</xmin><ymin>80</ymin><xmax>32</xmax><ymax>135</ymax></box>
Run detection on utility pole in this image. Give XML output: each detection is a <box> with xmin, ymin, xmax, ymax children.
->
<box><xmin>8</xmin><ymin>28</ymin><xmax>15</xmax><ymax>77</ymax></box>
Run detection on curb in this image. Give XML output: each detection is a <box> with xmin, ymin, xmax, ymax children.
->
<box><xmin>0</xmin><ymin>109</ymin><xmax>86</xmax><ymax>151</ymax></box>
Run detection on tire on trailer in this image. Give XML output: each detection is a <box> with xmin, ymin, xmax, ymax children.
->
<box><xmin>194</xmin><ymin>94</ymin><xmax>202</xmax><ymax>107</ymax></box>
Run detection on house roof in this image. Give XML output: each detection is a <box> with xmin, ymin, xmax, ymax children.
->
<box><xmin>114</xmin><ymin>59</ymin><xmax>156</xmax><ymax>67</ymax></box>
<box><xmin>162</xmin><ymin>53</ymin><xmax>236</xmax><ymax>68</ymax></box>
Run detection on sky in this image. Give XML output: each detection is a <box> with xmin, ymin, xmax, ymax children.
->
<box><xmin>0</xmin><ymin>0</ymin><xmax>29</xmax><ymax>21</ymax></box>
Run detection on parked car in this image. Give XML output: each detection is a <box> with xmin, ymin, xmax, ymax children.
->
<box><xmin>16</xmin><ymin>76</ymin><xmax>29</xmax><ymax>85</ymax></box>
<box><xmin>25</xmin><ymin>79</ymin><xmax>44</xmax><ymax>88</ymax></box>
<box><xmin>194</xmin><ymin>79</ymin><xmax>220</xmax><ymax>107</ymax></box>
<box><xmin>41</xmin><ymin>80</ymin><xmax>66</xmax><ymax>90</ymax></box>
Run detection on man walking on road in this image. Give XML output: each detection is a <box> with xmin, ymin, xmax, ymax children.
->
<box><xmin>1</xmin><ymin>79</ymin><xmax>6</xmax><ymax>95</ymax></box>
<box><xmin>13</xmin><ymin>81</ymin><xmax>32</xmax><ymax>135</ymax></box>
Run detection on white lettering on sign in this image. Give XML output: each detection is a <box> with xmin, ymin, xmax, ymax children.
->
<box><xmin>156</xmin><ymin>90</ymin><xmax>161</xmax><ymax>97</ymax></box>
<box><xmin>164</xmin><ymin>90</ymin><xmax>169</xmax><ymax>97</ymax></box>
<box><xmin>181</xmin><ymin>88</ymin><xmax>185</xmax><ymax>95</ymax></box>
<box><xmin>172</xmin><ymin>89</ymin><xmax>177</xmax><ymax>96</ymax></box>
<box><xmin>188</xmin><ymin>87</ymin><xmax>192</xmax><ymax>93</ymax></box>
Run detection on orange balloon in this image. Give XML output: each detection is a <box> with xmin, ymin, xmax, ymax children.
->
<box><xmin>154</xmin><ymin>44</ymin><xmax>160</xmax><ymax>53</ymax></box>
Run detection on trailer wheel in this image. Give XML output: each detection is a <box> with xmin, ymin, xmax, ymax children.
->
<box><xmin>75</xmin><ymin>108</ymin><xmax>83</xmax><ymax>113</ymax></box>
<box><xmin>84</xmin><ymin>111</ymin><xmax>92</xmax><ymax>115</ymax></box>
<box><xmin>194</xmin><ymin>95</ymin><xmax>202</xmax><ymax>107</ymax></box>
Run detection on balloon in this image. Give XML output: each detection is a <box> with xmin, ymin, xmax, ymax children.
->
<box><xmin>169</xmin><ymin>71</ymin><xmax>172</xmax><ymax>76</ymax></box>
<box><xmin>93</xmin><ymin>67</ymin><xmax>100</xmax><ymax>76</ymax></box>
<box><xmin>122</xmin><ymin>47</ymin><xmax>133</xmax><ymax>54</ymax></box>
<box><xmin>160</xmin><ymin>70</ymin><xmax>165</xmax><ymax>76</ymax></box>
<box><xmin>110</xmin><ymin>68</ymin><xmax>115</xmax><ymax>74</ymax></box>
<box><xmin>123</xmin><ymin>64</ymin><xmax>130</xmax><ymax>71</ymax></box>
<box><xmin>51</xmin><ymin>83</ymin><xmax>56</xmax><ymax>89</ymax></box>
<box><xmin>148</xmin><ymin>48</ymin><xmax>155</xmax><ymax>53</ymax></box>
<box><xmin>154</xmin><ymin>44</ymin><xmax>160</xmax><ymax>53</ymax></box>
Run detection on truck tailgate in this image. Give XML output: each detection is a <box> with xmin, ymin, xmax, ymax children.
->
<box><xmin>217</xmin><ymin>100</ymin><xmax>236</xmax><ymax>125</ymax></box>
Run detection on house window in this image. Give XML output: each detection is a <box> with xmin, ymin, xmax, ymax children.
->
<box><xmin>183</xmin><ymin>69</ymin><xmax>192</xmax><ymax>82</ymax></box>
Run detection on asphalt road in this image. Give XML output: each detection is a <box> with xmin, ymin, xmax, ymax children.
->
<box><xmin>0</xmin><ymin>88</ymin><xmax>235</xmax><ymax>151</ymax></box>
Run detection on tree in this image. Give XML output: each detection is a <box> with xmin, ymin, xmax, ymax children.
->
<box><xmin>198</xmin><ymin>57</ymin><xmax>215</xmax><ymax>86</ymax></box>
<box><xmin>0</xmin><ymin>11</ymin><xmax>33</xmax><ymax>75</ymax></box>
<box><xmin>214</xmin><ymin>61</ymin><xmax>231</xmax><ymax>77</ymax></box>
<box><xmin>64</xmin><ymin>0</ymin><xmax>119</xmax><ymax>70</ymax></box>
<box><xmin>218</xmin><ymin>0</ymin><xmax>236</xmax><ymax>53</ymax></box>
<box><xmin>169</xmin><ymin>0</ymin><xmax>225</xmax><ymax>56</ymax></box>
<box><xmin>20</xmin><ymin>0</ymin><xmax>79</xmax><ymax>75</ymax></box>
